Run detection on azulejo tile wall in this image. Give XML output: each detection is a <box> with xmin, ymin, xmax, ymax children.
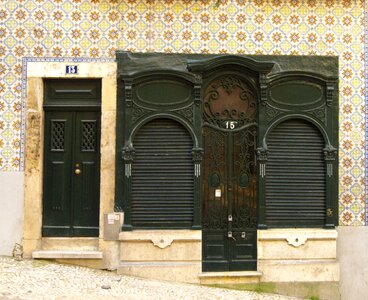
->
<box><xmin>0</xmin><ymin>0</ymin><xmax>366</xmax><ymax>225</ymax></box>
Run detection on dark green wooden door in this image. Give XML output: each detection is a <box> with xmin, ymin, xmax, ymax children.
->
<box><xmin>202</xmin><ymin>75</ymin><xmax>257</xmax><ymax>272</ymax></box>
<box><xmin>42</xmin><ymin>110</ymin><xmax>100</xmax><ymax>237</ymax></box>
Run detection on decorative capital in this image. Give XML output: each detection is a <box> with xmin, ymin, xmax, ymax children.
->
<box><xmin>122</xmin><ymin>145</ymin><xmax>135</xmax><ymax>162</ymax></box>
<box><xmin>124</xmin><ymin>78</ymin><xmax>133</xmax><ymax>107</ymax></box>
<box><xmin>194</xmin><ymin>84</ymin><xmax>202</xmax><ymax>106</ymax></box>
<box><xmin>323</xmin><ymin>145</ymin><xmax>337</xmax><ymax>161</ymax></box>
<box><xmin>192</xmin><ymin>147</ymin><xmax>204</xmax><ymax>162</ymax></box>
<box><xmin>256</xmin><ymin>147</ymin><xmax>268</xmax><ymax>162</ymax></box>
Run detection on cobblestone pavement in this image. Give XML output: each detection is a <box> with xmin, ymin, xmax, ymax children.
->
<box><xmin>0</xmin><ymin>256</ymin><xmax>300</xmax><ymax>300</ymax></box>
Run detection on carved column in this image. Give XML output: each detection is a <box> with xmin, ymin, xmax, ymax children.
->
<box><xmin>121</xmin><ymin>145</ymin><xmax>135</xmax><ymax>231</ymax></box>
<box><xmin>192</xmin><ymin>147</ymin><xmax>204</xmax><ymax>229</ymax></box>
<box><xmin>324</xmin><ymin>145</ymin><xmax>337</xmax><ymax>228</ymax></box>
<box><xmin>257</xmin><ymin>147</ymin><xmax>268</xmax><ymax>229</ymax></box>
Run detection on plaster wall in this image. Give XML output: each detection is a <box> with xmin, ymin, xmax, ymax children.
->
<box><xmin>338</xmin><ymin>226</ymin><xmax>368</xmax><ymax>300</ymax></box>
<box><xmin>0</xmin><ymin>172</ymin><xmax>24</xmax><ymax>255</ymax></box>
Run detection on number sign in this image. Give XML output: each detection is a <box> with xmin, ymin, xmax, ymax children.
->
<box><xmin>222</xmin><ymin>120</ymin><xmax>238</xmax><ymax>130</ymax></box>
<box><xmin>66</xmin><ymin>65</ymin><xmax>78</xmax><ymax>74</ymax></box>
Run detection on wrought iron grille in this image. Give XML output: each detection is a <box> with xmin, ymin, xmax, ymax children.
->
<box><xmin>81</xmin><ymin>121</ymin><xmax>96</xmax><ymax>151</ymax></box>
<box><xmin>51</xmin><ymin>121</ymin><xmax>65</xmax><ymax>151</ymax></box>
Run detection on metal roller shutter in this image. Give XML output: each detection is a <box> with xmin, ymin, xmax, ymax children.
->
<box><xmin>265</xmin><ymin>119</ymin><xmax>326</xmax><ymax>227</ymax></box>
<box><xmin>132</xmin><ymin>118</ymin><xmax>194</xmax><ymax>228</ymax></box>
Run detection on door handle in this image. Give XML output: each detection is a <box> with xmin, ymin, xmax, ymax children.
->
<box><xmin>228</xmin><ymin>231</ymin><xmax>236</xmax><ymax>241</ymax></box>
<box><xmin>75</xmin><ymin>163</ymin><xmax>81</xmax><ymax>175</ymax></box>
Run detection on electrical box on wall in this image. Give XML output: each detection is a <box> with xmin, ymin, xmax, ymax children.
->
<box><xmin>103</xmin><ymin>213</ymin><xmax>123</xmax><ymax>241</ymax></box>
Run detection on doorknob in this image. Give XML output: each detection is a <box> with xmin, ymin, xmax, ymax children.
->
<box><xmin>75</xmin><ymin>163</ymin><xmax>81</xmax><ymax>175</ymax></box>
<box><xmin>228</xmin><ymin>231</ymin><xmax>236</xmax><ymax>241</ymax></box>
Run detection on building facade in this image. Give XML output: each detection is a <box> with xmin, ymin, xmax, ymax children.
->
<box><xmin>0</xmin><ymin>0</ymin><xmax>367</xmax><ymax>299</ymax></box>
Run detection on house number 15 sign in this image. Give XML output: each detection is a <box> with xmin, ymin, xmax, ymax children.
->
<box><xmin>66</xmin><ymin>65</ymin><xmax>78</xmax><ymax>74</ymax></box>
<box><xmin>223</xmin><ymin>120</ymin><xmax>238</xmax><ymax>130</ymax></box>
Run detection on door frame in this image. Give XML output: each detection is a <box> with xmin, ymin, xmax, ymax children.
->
<box><xmin>42</xmin><ymin>108</ymin><xmax>101</xmax><ymax>237</ymax></box>
<box><xmin>23</xmin><ymin>61</ymin><xmax>116</xmax><ymax>256</ymax></box>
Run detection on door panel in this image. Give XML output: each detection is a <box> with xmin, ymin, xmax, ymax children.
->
<box><xmin>72</xmin><ymin>112</ymin><xmax>100</xmax><ymax>236</ymax></box>
<box><xmin>43</xmin><ymin>112</ymin><xmax>73</xmax><ymax>236</ymax></box>
<box><xmin>202</xmin><ymin>75</ymin><xmax>257</xmax><ymax>272</ymax></box>
<box><xmin>43</xmin><ymin>111</ymin><xmax>100</xmax><ymax>237</ymax></box>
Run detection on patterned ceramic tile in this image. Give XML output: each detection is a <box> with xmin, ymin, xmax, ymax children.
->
<box><xmin>0</xmin><ymin>0</ymin><xmax>366</xmax><ymax>225</ymax></box>
<box><xmin>365</xmin><ymin>0</ymin><xmax>368</xmax><ymax>225</ymax></box>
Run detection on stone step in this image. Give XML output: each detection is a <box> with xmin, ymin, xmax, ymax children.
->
<box><xmin>199</xmin><ymin>271</ymin><xmax>263</xmax><ymax>285</ymax></box>
<box><xmin>32</xmin><ymin>250</ymin><xmax>103</xmax><ymax>259</ymax></box>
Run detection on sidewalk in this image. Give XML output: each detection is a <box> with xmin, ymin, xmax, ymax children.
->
<box><xmin>0</xmin><ymin>256</ymin><xmax>299</xmax><ymax>300</ymax></box>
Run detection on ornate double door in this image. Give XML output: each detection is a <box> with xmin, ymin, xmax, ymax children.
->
<box><xmin>202</xmin><ymin>75</ymin><xmax>258</xmax><ymax>272</ymax></box>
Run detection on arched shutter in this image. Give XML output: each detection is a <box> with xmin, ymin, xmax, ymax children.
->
<box><xmin>132</xmin><ymin>118</ymin><xmax>194</xmax><ymax>228</ymax></box>
<box><xmin>265</xmin><ymin>119</ymin><xmax>326</xmax><ymax>227</ymax></box>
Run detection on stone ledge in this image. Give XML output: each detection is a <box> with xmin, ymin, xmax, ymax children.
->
<box><xmin>41</xmin><ymin>237</ymin><xmax>99</xmax><ymax>250</ymax></box>
<box><xmin>258</xmin><ymin>228</ymin><xmax>338</xmax><ymax>241</ymax></box>
<box><xmin>32</xmin><ymin>250</ymin><xmax>103</xmax><ymax>259</ymax></box>
<box><xmin>199</xmin><ymin>271</ymin><xmax>262</xmax><ymax>278</ymax></box>
<box><xmin>119</xmin><ymin>230</ymin><xmax>201</xmax><ymax>241</ymax></box>
<box><xmin>119</xmin><ymin>230</ymin><xmax>201</xmax><ymax>249</ymax></box>
<box><xmin>199</xmin><ymin>271</ymin><xmax>262</xmax><ymax>285</ymax></box>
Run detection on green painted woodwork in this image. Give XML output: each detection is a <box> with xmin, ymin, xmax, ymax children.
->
<box><xmin>44</xmin><ymin>79</ymin><xmax>101</xmax><ymax>109</ymax></box>
<box><xmin>269</xmin><ymin>81</ymin><xmax>322</xmax><ymax>107</ymax></box>
<box><xmin>42</xmin><ymin>80</ymin><xmax>101</xmax><ymax>237</ymax></box>
<box><xmin>115</xmin><ymin>52</ymin><xmax>339</xmax><ymax>271</ymax></box>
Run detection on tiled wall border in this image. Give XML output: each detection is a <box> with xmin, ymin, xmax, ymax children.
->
<box><xmin>365</xmin><ymin>2</ymin><xmax>368</xmax><ymax>225</ymax></box>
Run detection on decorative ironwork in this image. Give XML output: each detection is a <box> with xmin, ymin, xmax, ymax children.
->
<box><xmin>324</xmin><ymin>145</ymin><xmax>337</xmax><ymax>177</ymax></box>
<box><xmin>256</xmin><ymin>147</ymin><xmax>268</xmax><ymax>162</ymax></box>
<box><xmin>324</xmin><ymin>145</ymin><xmax>337</xmax><ymax>161</ymax></box>
<box><xmin>232</xmin><ymin>128</ymin><xmax>258</xmax><ymax>229</ymax></box>
<box><xmin>51</xmin><ymin>121</ymin><xmax>65</xmax><ymax>151</ymax></box>
<box><xmin>81</xmin><ymin>121</ymin><xmax>96</xmax><ymax>151</ymax></box>
<box><xmin>232</xmin><ymin>205</ymin><xmax>257</xmax><ymax>229</ymax></box>
<box><xmin>257</xmin><ymin>147</ymin><xmax>268</xmax><ymax>178</ymax></box>
<box><xmin>202</xmin><ymin>201</ymin><xmax>228</xmax><ymax>230</ymax></box>
<box><xmin>203</xmin><ymin>75</ymin><xmax>256</xmax><ymax>128</ymax></box>
<box><xmin>202</xmin><ymin>127</ymin><xmax>227</xmax><ymax>229</ymax></box>
<box><xmin>202</xmin><ymin>124</ymin><xmax>258</xmax><ymax>230</ymax></box>
<box><xmin>192</xmin><ymin>147</ymin><xmax>204</xmax><ymax>162</ymax></box>
<box><xmin>122</xmin><ymin>145</ymin><xmax>135</xmax><ymax>162</ymax></box>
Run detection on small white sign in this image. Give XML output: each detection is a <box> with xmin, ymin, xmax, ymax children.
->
<box><xmin>107</xmin><ymin>213</ymin><xmax>115</xmax><ymax>225</ymax></box>
<box><xmin>215</xmin><ymin>189</ymin><xmax>221</xmax><ymax>198</ymax></box>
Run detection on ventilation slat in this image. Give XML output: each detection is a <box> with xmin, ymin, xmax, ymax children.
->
<box><xmin>131</xmin><ymin>119</ymin><xmax>194</xmax><ymax>228</ymax></box>
<box><xmin>265</xmin><ymin>119</ymin><xmax>326</xmax><ymax>227</ymax></box>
